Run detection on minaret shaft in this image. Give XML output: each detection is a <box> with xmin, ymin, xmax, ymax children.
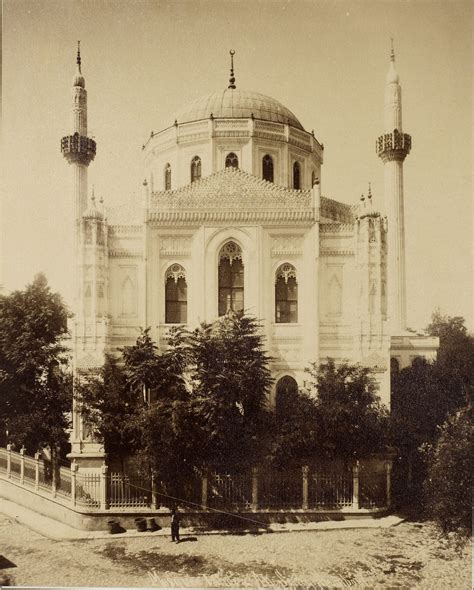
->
<box><xmin>376</xmin><ymin>50</ymin><xmax>411</xmax><ymax>332</ymax></box>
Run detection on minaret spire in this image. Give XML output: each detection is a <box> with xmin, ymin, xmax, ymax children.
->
<box><xmin>228</xmin><ymin>49</ymin><xmax>236</xmax><ymax>89</ymax></box>
<box><xmin>390</xmin><ymin>37</ymin><xmax>395</xmax><ymax>62</ymax></box>
<box><xmin>376</xmin><ymin>47</ymin><xmax>411</xmax><ymax>332</ymax></box>
<box><xmin>77</xmin><ymin>40</ymin><xmax>82</xmax><ymax>70</ymax></box>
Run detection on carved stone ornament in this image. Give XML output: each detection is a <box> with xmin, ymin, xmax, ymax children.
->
<box><xmin>276</xmin><ymin>263</ymin><xmax>297</xmax><ymax>284</ymax></box>
<box><xmin>219</xmin><ymin>241</ymin><xmax>242</xmax><ymax>265</ymax></box>
<box><xmin>165</xmin><ymin>263</ymin><xmax>186</xmax><ymax>283</ymax></box>
<box><xmin>271</xmin><ymin>235</ymin><xmax>303</xmax><ymax>257</ymax></box>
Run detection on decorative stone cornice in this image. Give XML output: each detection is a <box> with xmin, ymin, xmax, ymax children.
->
<box><xmin>320</xmin><ymin>249</ymin><xmax>355</xmax><ymax>257</ymax></box>
<box><xmin>376</xmin><ymin>129</ymin><xmax>411</xmax><ymax>162</ymax></box>
<box><xmin>320</xmin><ymin>223</ymin><xmax>355</xmax><ymax>234</ymax></box>
<box><xmin>320</xmin><ymin>197</ymin><xmax>355</xmax><ymax>223</ymax></box>
<box><xmin>108</xmin><ymin>250</ymin><xmax>142</xmax><ymax>258</ymax></box>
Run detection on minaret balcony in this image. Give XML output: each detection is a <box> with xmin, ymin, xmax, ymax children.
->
<box><xmin>61</xmin><ymin>133</ymin><xmax>96</xmax><ymax>165</ymax></box>
<box><xmin>376</xmin><ymin>130</ymin><xmax>411</xmax><ymax>162</ymax></box>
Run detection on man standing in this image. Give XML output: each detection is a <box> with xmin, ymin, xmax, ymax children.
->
<box><xmin>171</xmin><ymin>507</ymin><xmax>180</xmax><ymax>543</ymax></box>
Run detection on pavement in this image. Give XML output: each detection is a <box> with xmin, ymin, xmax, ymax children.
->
<box><xmin>0</xmin><ymin>496</ymin><xmax>405</xmax><ymax>541</ymax></box>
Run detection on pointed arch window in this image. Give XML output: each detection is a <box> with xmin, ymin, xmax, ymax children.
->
<box><xmin>191</xmin><ymin>156</ymin><xmax>201</xmax><ymax>183</ymax></box>
<box><xmin>218</xmin><ymin>241</ymin><xmax>244</xmax><ymax>316</ymax></box>
<box><xmin>293</xmin><ymin>161</ymin><xmax>301</xmax><ymax>189</ymax></box>
<box><xmin>275</xmin><ymin>375</ymin><xmax>298</xmax><ymax>417</ymax></box>
<box><xmin>165</xmin><ymin>264</ymin><xmax>187</xmax><ymax>324</ymax></box>
<box><xmin>164</xmin><ymin>163</ymin><xmax>171</xmax><ymax>190</ymax></box>
<box><xmin>225</xmin><ymin>152</ymin><xmax>239</xmax><ymax>169</ymax></box>
<box><xmin>262</xmin><ymin>154</ymin><xmax>274</xmax><ymax>183</ymax></box>
<box><xmin>275</xmin><ymin>263</ymin><xmax>298</xmax><ymax>323</ymax></box>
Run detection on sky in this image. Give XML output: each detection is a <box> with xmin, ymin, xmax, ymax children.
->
<box><xmin>1</xmin><ymin>0</ymin><xmax>472</xmax><ymax>331</ymax></box>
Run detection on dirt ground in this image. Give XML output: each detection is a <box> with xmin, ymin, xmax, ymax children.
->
<box><xmin>0</xmin><ymin>513</ymin><xmax>470</xmax><ymax>588</ymax></box>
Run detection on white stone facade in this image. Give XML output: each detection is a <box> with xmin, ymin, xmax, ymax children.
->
<box><xmin>62</xmin><ymin>50</ymin><xmax>438</xmax><ymax>467</ymax></box>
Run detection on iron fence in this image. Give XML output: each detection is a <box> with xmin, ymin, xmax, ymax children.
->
<box><xmin>56</xmin><ymin>466</ymin><xmax>72</xmax><ymax>498</ymax></box>
<box><xmin>109</xmin><ymin>473</ymin><xmax>151</xmax><ymax>508</ymax></box>
<box><xmin>0</xmin><ymin>448</ymin><xmax>7</xmax><ymax>472</ymax></box>
<box><xmin>308</xmin><ymin>472</ymin><xmax>353</xmax><ymax>508</ymax></box>
<box><xmin>360</xmin><ymin>471</ymin><xmax>386</xmax><ymax>508</ymax></box>
<box><xmin>23</xmin><ymin>455</ymin><xmax>37</xmax><ymax>486</ymax></box>
<box><xmin>207</xmin><ymin>471</ymin><xmax>253</xmax><ymax>510</ymax></box>
<box><xmin>259</xmin><ymin>468</ymin><xmax>303</xmax><ymax>509</ymax></box>
<box><xmin>75</xmin><ymin>473</ymin><xmax>101</xmax><ymax>507</ymax></box>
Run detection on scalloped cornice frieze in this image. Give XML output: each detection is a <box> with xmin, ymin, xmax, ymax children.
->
<box><xmin>320</xmin><ymin>223</ymin><xmax>355</xmax><ymax>234</ymax></box>
<box><xmin>148</xmin><ymin>209</ymin><xmax>314</xmax><ymax>224</ymax></box>
<box><xmin>320</xmin><ymin>248</ymin><xmax>355</xmax><ymax>257</ymax></box>
<box><xmin>108</xmin><ymin>250</ymin><xmax>142</xmax><ymax>258</ymax></box>
<box><xmin>271</xmin><ymin>235</ymin><xmax>304</xmax><ymax>257</ymax></box>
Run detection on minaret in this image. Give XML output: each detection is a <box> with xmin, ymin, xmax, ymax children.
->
<box><xmin>376</xmin><ymin>42</ymin><xmax>411</xmax><ymax>332</ymax></box>
<box><xmin>61</xmin><ymin>42</ymin><xmax>96</xmax><ymax>223</ymax></box>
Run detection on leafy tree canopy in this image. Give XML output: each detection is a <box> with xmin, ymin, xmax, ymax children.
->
<box><xmin>0</xmin><ymin>274</ymin><xmax>71</xmax><ymax>454</ymax></box>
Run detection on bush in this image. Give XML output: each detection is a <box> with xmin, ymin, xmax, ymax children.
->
<box><xmin>424</xmin><ymin>405</ymin><xmax>473</xmax><ymax>541</ymax></box>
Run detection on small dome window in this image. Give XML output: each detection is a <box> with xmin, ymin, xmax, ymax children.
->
<box><xmin>225</xmin><ymin>152</ymin><xmax>239</xmax><ymax>169</ymax></box>
<box><xmin>191</xmin><ymin>156</ymin><xmax>201</xmax><ymax>183</ymax></box>
<box><xmin>293</xmin><ymin>161</ymin><xmax>301</xmax><ymax>189</ymax></box>
<box><xmin>262</xmin><ymin>154</ymin><xmax>274</xmax><ymax>183</ymax></box>
<box><xmin>164</xmin><ymin>163</ymin><xmax>171</xmax><ymax>190</ymax></box>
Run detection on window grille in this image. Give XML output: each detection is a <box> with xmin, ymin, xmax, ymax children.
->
<box><xmin>165</xmin><ymin>264</ymin><xmax>187</xmax><ymax>324</ymax></box>
<box><xmin>262</xmin><ymin>154</ymin><xmax>274</xmax><ymax>182</ymax></box>
<box><xmin>225</xmin><ymin>152</ymin><xmax>239</xmax><ymax>168</ymax></box>
<box><xmin>191</xmin><ymin>156</ymin><xmax>201</xmax><ymax>183</ymax></box>
<box><xmin>218</xmin><ymin>242</ymin><xmax>244</xmax><ymax>316</ymax></box>
<box><xmin>275</xmin><ymin>263</ymin><xmax>297</xmax><ymax>323</ymax></box>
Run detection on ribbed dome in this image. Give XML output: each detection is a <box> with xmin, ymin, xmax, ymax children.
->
<box><xmin>175</xmin><ymin>89</ymin><xmax>304</xmax><ymax>130</ymax></box>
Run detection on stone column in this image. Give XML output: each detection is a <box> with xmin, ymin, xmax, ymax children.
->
<box><xmin>385</xmin><ymin>461</ymin><xmax>392</xmax><ymax>508</ymax></box>
<box><xmin>34</xmin><ymin>452</ymin><xmax>40</xmax><ymax>490</ymax></box>
<box><xmin>251</xmin><ymin>467</ymin><xmax>259</xmax><ymax>511</ymax></box>
<box><xmin>100</xmin><ymin>464</ymin><xmax>109</xmax><ymax>510</ymax></box>
<box><xmin>19</xmin><ymin>447</ymin><xmax>25</xmax><ymax>485</ymax></box>
<box><xmin>70</xmin><ymin>461</ymin><xmax>78</xmax><ymax>506</ymax></box>
<box><xmin>151</xmin><ymin>473</ymin><xmax>159</xmax><ymax>509</ymax></box>
<box><xmin>352</xmin><ymin>462</ymin><xmax>360</xmax><ymax>510</ymax></box>
<box><xmin>201</xmin><ymin>471</ymin><xmax>208</xmax><ymax>509</ymax></box>
<box><xmin>6</xmin><ymin>444</ymin><xmax>11</xmax><ymax>479</ymax></box>
<box><xmin>302</xmin><ymin>466</ymin><xmax>309</xmax><ymax>510</ymax></box>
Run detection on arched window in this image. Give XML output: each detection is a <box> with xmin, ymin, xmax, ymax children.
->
<box><xmin>293</xmin><ymin>161</ymin><xmax>301</xmax><ymax>189</ymax></box>
<box><xmin>275</xmin><ymin>376</ymin><xmax>298</xmax><ymax>417</ymax></box>
<box><xmin>191</xmin><ymin>156</ymin><xmax>201</xmax><ymax>183</ymax></box>
<box><xmin>262</xmin><ymin>154</ymin><xmax>274</xmax><ymax>183</ymax></box>
<box><xmin>218</xmin><ymin>241</ymin><xmax>244</xmax><ymax>316</ymax></box>
<box><xmin>165</xmin><ymin>264</ymin><xmax>187</xmax><ymax>324</ymax></box>
<box><xmin>164</xmin><ymin>163</ymin><xmax>171</xmax><ymax>190</ymax></box>
<box><xmin>225</xmin><ymin>152</ymin><xmax>239</xmax><ymax>169</ymax></box>
<box><xmin>275</xmin><ymin>263</ymin><xmax>298</xmax><ymax>323</ymax></box>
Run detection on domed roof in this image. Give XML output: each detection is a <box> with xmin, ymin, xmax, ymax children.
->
<box><xmin>175</xmin><ymin>89</ymin><xmax>304</xmax><ymax>130</ymax></box>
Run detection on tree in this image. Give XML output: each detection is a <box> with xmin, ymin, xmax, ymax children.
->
<box><xmin>186</xmin><ymin>312</ymin><xmax>273</xmax><ymax>470</ymax></box>
<box><xmin>391</xmin><ymin>312</ymin><xmax>473</xmax><ymax>506</ymax></box>
<box><xmin>304</xmin><ymin>360</ymin><xmax>390</xmax><ymax>459</ymax></box>
<box><xmin>76</xmin><ymin>355</ymin><xmax>142</xmax><ymax>472</ymax></box>
<box><xmin>424</xmin><ymin>405</ymin><xmax>473</xmax><ymax>541</ymax></box>
<box><xmin>0</xmin><ymin>274</ymin><xmax>71</xmax><ymax>456</ymax></box>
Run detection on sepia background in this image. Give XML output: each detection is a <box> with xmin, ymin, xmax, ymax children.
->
<box><xmin>1</xmin><ymin>0</ymin><xmax>472</xmax><ymax>330</ymax></box>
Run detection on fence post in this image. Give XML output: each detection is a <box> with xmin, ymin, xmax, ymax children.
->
<box><xmin>6</xmin><ymin>444</ymin><xmax>11</xmax><ymax>479</ymax></box>
<box><xmin>352</xmin><ymin>461</ymin><xmax>360</xmax><ymax>510</ymax></box>
<box><xmin>201</xmin><ymin>470</ymin><xmax>208</xmax><ymax>509</ymax></box>
<box><xmin>34</xmin><ymin>452</ymin><xmax>40</xmax><ymax>490</ymax></box>
<box><xmin>51</xmin><ymin>460</ymin><xmax>57</xmax><ymax>498</ymax></box>
<box><xmin>151</xmin><ymin>473</ymin><xmax>159</xmax><ymax>509</ymax></box>
<box><xmin>302</xmin><ymin>465</ymin><xmax>309</xmax><ymax>510</ymax></box>
<box><xmin>70</xmin><ymin>461</ymin><xmax>77</xmax><ymax>507</ymax></box>
<box><xmin>251</xmin><ymin>467</ymin><xmax>259</xmax><ymax>511</ymax></box>
<box><xmin>19</xmin><ymin>446</ymin><xmax>25</xmax><ymax>485</ymax></box>
<box><xmin>101</xmin><ymin>464</ymin><xmax>109</xmax><ymax>510</ymax></box>
<box><xmin>385</xmin><ymin>461</ymin><xmax>392</xmax><ymax>508</ymax></box>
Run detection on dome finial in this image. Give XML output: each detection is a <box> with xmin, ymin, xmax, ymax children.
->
<box><xmin>390</xmin><ymin>37</ymin><xmax>395</xmax><ymax>62</ymax></box>
<box><xmin>228</xmin><ymin>49</ymin><xmax>236</xmax><ymax>89</ymax></box>
<box><xmin>77</xmin><ymin>40</ymin><xmax>82</xmax><ymax>71</ymax></box>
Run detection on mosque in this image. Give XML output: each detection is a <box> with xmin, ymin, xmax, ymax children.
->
<box><xmin>61</xmin><ymin>45</ymin><xmax>438</xmax><ymax>468</ymax></box>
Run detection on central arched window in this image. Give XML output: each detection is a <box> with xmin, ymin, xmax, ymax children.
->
<box><xmin>275</xmin><ymin>263</ymin><xmax>298</xmax><ymax>323</ymax></box>
<box><xmin>293</xmin><ymin>161</ymin><xmax>301</xmax><ymax>189</ymax></box>
<box><xmin>275</xmin><ymin>375</ymin><xmax>298</xmax><ymax>417</ymax></box>
<box><xmin>225</xmin><ymin>152</ymin><xmax>239</xmax><ymax>168</ymax></box>
<box><xmin>191</xmin><ymin>156</ymin><xmax>201</xmax><ymax>183</ymax></box>
<box><xmin>262</xmin><ymin>154</ymin><xmax>274</xmax><ymax>182</ymax></box>
<box><xmin>165</xmin><ymin>264</ymin><xmax>187</xmax><ymax>324</ymax></box>
<box><xmin>164</xmin><ymin>163</ymin><xmax>171</xmax><ymax>190</ymax></box>
<box><xmin>218</xmin><ymin>241</ymin><xmax>244</xmax><ymax>316</ymax></box>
